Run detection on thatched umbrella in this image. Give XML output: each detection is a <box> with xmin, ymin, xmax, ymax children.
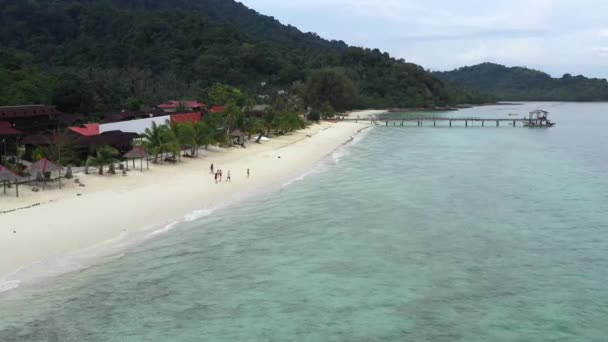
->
<box><xmin>0</xmin><ymin>165</ymin><xmax>23</xmax><ymax>197</ymax></box>
<box><xmin>123</xmin><ymin>146</ymin><xmax>150</xmax><ymax>172</ymax></box>
<box><xmin>230</xmin><ymin>129</ymin><xmax>246</xmax><ymax>146</ymax></box>
<box><xmin>26</xmin><ymin>158</ymin><xmax>64</xmax><ymax>190</ymax></box>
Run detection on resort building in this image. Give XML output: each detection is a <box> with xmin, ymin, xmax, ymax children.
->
<box><xmin>156</xmin><ymin>101</ymin><xmax>207</xmax><ymax>113</ymax></box>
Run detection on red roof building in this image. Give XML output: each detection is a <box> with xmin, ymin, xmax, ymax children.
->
<box><xmin>0</xmin><ymin>122</ymin><xmax>22</xmax><ymax>136</ymax></box>
<box><xmin>209</xmin><ymin>105</ymin><xmax>225</xmax><ymax>113</ymax></box>
<box><xmin>0</xmin><ymin>105</ymin><xmax>65</xmax><ymax>134</ymax></box>
<box><xmin>68</xmin><ymin>123</ymin><xmax>100</xmax><ymax>136</ymax></box>
<box><xmin>157</xmin><ymin>100</ymin><xmax>207</xmax><ymax>113</ymax></box>
<box><xmin>170</xmin><ymin>112</ymin><xmax>202</xmax><ymax>125</ymax></box>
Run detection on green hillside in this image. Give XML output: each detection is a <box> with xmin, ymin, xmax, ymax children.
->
<box><xmin>0</xmin><ymin>0</ymin><xmax>493</xmax><ymax>114</ymax></box>
<box><xmin>434</xmin><ymin>63</ymin><xmax>608</xmax><ymax>101</ymax></box>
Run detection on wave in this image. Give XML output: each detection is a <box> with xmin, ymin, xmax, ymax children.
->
<box><xmin>0</xmin><ymin>125</ymin><xmax>374</xmax><ymax>294</ymax></box>
<box><xmin>281</xmin><ymin>125</ymin><xmax>373</xmax><ymax>187</ymax></box>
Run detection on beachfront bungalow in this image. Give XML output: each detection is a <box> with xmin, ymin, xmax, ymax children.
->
<box><xmin>73</xmin><ymin>131</ymin><xmax>139</xmax><ymax>154</ymax></box>
<box><xmin>100</xmin><ymin>112</ymin><xmax>202</xmax><ymax>135</ymax></box>
<box><xmin>100</xmin><ymin>115</ymin><xmax>171</xmax><ymax>135</ymax></box>
<box><xmin>247</xmin><ymin>104</ymin><xmax>270</xmax><ymax>118</ymax></box>
<box><xmin>170</xmin><ymin>112</ymin><xmax>202</xmax><ymax>125</ymax></box>
<box><xmin>0</xmin><ymin>105</ymin><xmax>77</xmax><ymax>134</ymax></box>
<box><xmin>156</xmin><ymin>100</ymin><xmax>207</xmax><ymax>113</ymax></box>
<box><xmin>0</xmin><ymin>121</ymin><xmax>22</xmax><ymax>162</ymax></box>
<box><xmin>209</xmin><ymin>106</ymin><xmax>225</xmax><ymax>114</ymax></box>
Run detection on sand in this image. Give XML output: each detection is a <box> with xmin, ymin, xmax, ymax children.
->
<box><xmin>344</xmin><ymin>109</ymin><xmax>386</xmax><ymax>120</ymax></box>
<box><xmin>0</xmin><ymin>121</ymin><xmax>370</xmax><ymax>284</ymax></box>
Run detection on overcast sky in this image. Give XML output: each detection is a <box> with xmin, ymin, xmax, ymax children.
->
<box><xmin>238</xmin><ymin>0</ymin><xmax>608</xmax><ymax>78</ymax></box>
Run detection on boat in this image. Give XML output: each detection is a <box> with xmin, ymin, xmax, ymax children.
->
<box><xmin>508</xmin><ymin>113</ymin><xmax>518</xmax><ymax>116</ymax></box>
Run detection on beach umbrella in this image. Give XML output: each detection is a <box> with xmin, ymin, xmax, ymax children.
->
<box><xmin>0</xmin><ymin>165</ymin><xmax>23</xmax><ymax>197</ymax></box>
<box><xmin>26</xmin><ymin>158</ymin><xmax>64</xmax><ymax>190</ymax></box>
<box><xmin>123</xmin><ymin>146</ymin><xmax>150</xmax><ymax>172</ymax></box>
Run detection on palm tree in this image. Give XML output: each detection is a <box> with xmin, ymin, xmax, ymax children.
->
<box><xmin>87</xmin><ymin>145</ymin><xmax>119</xmax><ymax>175</ymax></box>
<box><xmin>194</xmin><ymin>121</ymin><xmax>215</xmax><ymax>155</ymax></box>
<box><xmin>176</xmin><ymin>123</ymin><xmax>196</xmax><ymax>156</ymax></box>
<box><xmin>142</xmin><ymin>122</ymin><xmax>177</xmax><ymax>163</ymax></box>
<box><xmin>244</xmin><ymin>116</ymin><xmax>265</xmax><ymax>142</ymax></box>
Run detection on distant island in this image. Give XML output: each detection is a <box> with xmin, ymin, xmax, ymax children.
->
<box><xmin>433</xmin><ymin>63</ymin><xmax>608</xmax><ymax>102</ymax></box>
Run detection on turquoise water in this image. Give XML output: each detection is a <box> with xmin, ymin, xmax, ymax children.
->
<box><xmin>1</xmin><ymin>102</ymin><xmax>608</xmax><ymax>341</ymax></box>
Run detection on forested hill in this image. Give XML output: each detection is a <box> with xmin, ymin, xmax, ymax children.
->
<box><xmin>434</xmin><ymin>63</ymin><xmax>608</xmax><ymax>101</ymax></box>
<box><xmin>0</xmin><ymin>0</ymin><xmax>493</xmax><ymax>114</ymax></box>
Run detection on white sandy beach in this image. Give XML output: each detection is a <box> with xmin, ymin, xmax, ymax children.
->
<box><xmin>344</xmin><ymin>109</ymin><xmax>385</xmax><ymax>120</ymax></box>
<box><xmin>0</xmin><ymin>120</ymin><xmax>379</xmax><ymax>286</ymax></box>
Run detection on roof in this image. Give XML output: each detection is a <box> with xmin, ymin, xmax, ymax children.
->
<box><xmin>209</xmin><ymin>105</ymin><xmax>225</xmax><ymax>113</ymax></box>
<box><xmin>0</xmin><ymin>121</ymin><xmax>22</xmax><ymax>136</ymax></box>
<box><xmin>0</xmin><ymin>105</ymin><xmax>62</xmax><ymax>119</ymax></box>
<box><xmin>75</xmin><ymin>131</ymin><xmax>139</xmax><ymax>147</ymax></box>
<box><xmin>102</xmin><ymin>111</ymin><xmax>148</xmax><ymax>124</ymax></box>
<box><xmin>68</xmin><ymin>123</ymin><xmax>100</xmax><ymax>136</ymax></box>
<box><xmin>170</xmin><ymin>112</ymin><xmax>202</xmax><ymax>125</ymax></box>
<box><xmin>123</xmin><ymin>146</ymin><xmax>150</xmax><ymax>159</ymax></box>
<box><xmin>26</xmin><ymin>158</ymin><xmax>63</xmax><ymax>173</ymax></box>
<box><xmin>157</xmin><ymin>100</ymin><xmax>207</xmax><ymax>109</ymax></box>
<box><xmin>230</xmin><ymin>129</ymin><xmax>245</xmax><ymax>137</ymax></box>
<box><xmin>0</xmin><ymin>165</ymin><xmax>22</xmax><ymax>181</ymax></box>
<box><xmin>252</xmin><ymin>105</ymin><xmax>270</xmax><ymax>112</ymax></box>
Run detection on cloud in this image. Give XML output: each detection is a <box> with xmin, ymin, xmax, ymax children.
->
<box><xmin>592</xmin><ymin>46</ymin><xmax>608</xmax><ymax>57</ymax></box>
<box><xmin>238</xmin><ymin>0</ymin><xmax>608</xmax><ymax>77</ymax></box>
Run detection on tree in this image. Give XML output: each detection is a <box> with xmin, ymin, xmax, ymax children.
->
<box><xmin>142</xmin><ymin>121</ymin><xmax>177</xmax><ymax>163</ymax></box>
<box><xmin>222</xmin><ymin>103</ymin><xmax>245</xmax><ymax>145</ymax></box>
<box><xmin>87</xmin><ymin>145</ymin><xmax>119</xmax><ymax>175</ymax></box>
<box><xmin>305</xmin><ymin>69</ymin><xmax>358</xmax><ymax>114</ymax></box>
<box><xmin>176</xmin><ymin>123</ymin><xmax>196</xmax><ymax>155</ymax></box>
<box><xmin>208</xmin><ymin>84</ymin><xmax>247</xmax><ymax>106</ymax></box>
<box><xmin>243</xmin><ymin>116</ymin><xmax>264</xmax><ymax>140</ymax></box>
<box><xmin>194</xmin><ymin>121</ymin><xmax>216</xmax><ymax>153</ymax></box>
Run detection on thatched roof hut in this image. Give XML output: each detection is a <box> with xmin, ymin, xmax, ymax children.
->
<box><xmin>0</xmin><ymin>165</ymin><xmax>23</xmax><ymax>197</ymax></box>
<box><xmin>123</xmin><ymin>146</ymin><xmax>150</xmax><ymax>171</ymax></box>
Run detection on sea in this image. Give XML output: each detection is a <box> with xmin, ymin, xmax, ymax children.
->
<box><xmin>1</xmin><ymin>102</ymin><xmax>607</xmax><ymax>341</ymax></box>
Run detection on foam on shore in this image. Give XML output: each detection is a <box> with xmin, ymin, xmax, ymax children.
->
<box><xmin>0</xmin><ymin>121</ymin><xmax>372</xmax><ymax>293</ymax></box>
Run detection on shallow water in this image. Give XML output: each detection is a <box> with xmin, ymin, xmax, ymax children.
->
<box><xmin>1</xmin><ymin>102</ymin><xmax>608</xmax><ymax>341</ymax></box>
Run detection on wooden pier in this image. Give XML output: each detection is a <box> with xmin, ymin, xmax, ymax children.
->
<box><xmin>342</xmin><ymin>109</ymin><xmax>555</xmax><ymax>128</ymax></box>
<box><xmin>342</xmin><ymin>117</ymin><xmax>530</xmax><ymax>127</ymax></box>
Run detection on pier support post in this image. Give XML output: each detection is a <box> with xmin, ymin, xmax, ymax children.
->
<box><xmin>449</xmin><ymin>120</ymin><xmax>452</xmax><ymax>127</ymax></box>
<box><xmin>496</xmin><ymin>120</ymin><xmax>499</xmax><ymax>127</ymax></box>
<box><xmin>482</xmin><ymin>121</ymin><xmax>485</xmax><ymax>127</ymax></box>
<box><xmin>434</xmin><ymin>121</ymin><xmax>436</xmax><ymax>127</ymax></box>
<box><xmin>386</xmin><ymin>121</ymin><xmax>388</xmax><ymax>126</ymax></box>
<box><xmin>465</xmin><ymin>120</ymin><xmax>468</xmax><ymax>127</ymax></box>
<box><xmin>513</xmin><ymin>120</ymin><xmax>516</xmax><ymax>127</ymax></box>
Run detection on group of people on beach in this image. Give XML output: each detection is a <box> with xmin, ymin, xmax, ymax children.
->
<box><xmin>210</xmin><ymin>163</ymin><xmax>249</xmax><ymax>184</ymax></box>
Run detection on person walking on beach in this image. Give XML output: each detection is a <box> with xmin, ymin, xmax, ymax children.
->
<box><xmin>247</xmin><ymin>168</ymin><xmax>250</xmax><ymax>178</ymax></box>
<box><xmin>210</xmin><ymin>163</ymin><xmax>214</xmax><ymax>174</ymax></box>
<box><xmin>219</xmin><ymin>169</ymin><xmax>223</xmax><ymax>182</ymax></box>
<box><xmin>226</xmin><ymin>171</ymin><xmax>231</xmax><ymax>182</ymax></box>
<box><xmin>214</xmin><ymin>171</ymin><xmax>218</xmax><ymax>184</ymax></box>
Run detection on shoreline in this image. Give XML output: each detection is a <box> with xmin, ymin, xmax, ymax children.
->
<box><xmin>0</xmin><ymin>121</ymin><xmax>370</xmax><ymax>289</ymax></box>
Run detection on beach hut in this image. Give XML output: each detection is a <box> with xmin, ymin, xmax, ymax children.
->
<box><xmin>26</xmin><ymin>158</ymin><xmax>64</xmax><ymax>190</ymax></box>
<box><xmin>230</xmin><ymin>129</ymin><xmax>246</xmax><ymax>146</ymax></box>
<box><xmin>0</xmin><ymin>165</ymin><xmax>23</xmax><ymax>197</ymax></box>
<box><xmin>123</xmin><ymin>146</ymin><xmax>150</xmax><ymax>172</ymax></box>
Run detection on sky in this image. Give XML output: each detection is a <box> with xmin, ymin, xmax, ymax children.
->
<box><xmin>238</xmin><ymin>0</ymin><xmax>608</xmax><ymax>78</ymax></box>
